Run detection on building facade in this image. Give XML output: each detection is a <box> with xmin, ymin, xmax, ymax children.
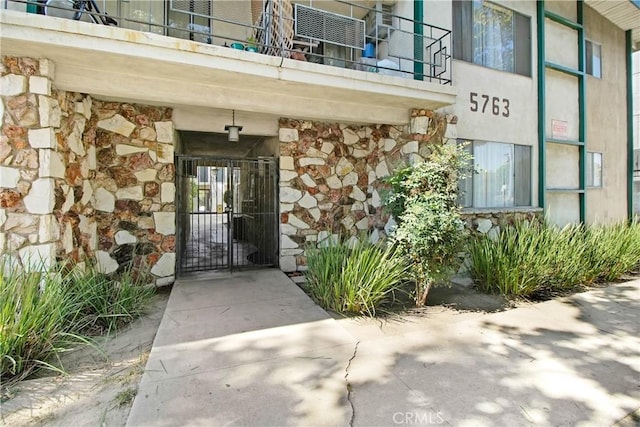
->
<box><xmin>0</xmin><ymin>0</ymin><xmax>638</xmax><ymax>281</ymax></box>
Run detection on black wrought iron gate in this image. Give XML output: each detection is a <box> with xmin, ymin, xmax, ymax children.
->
<box><xmin>176</xmin><ymin>156</ymin><xmax>278</xmax><ymax>274</ymax></box>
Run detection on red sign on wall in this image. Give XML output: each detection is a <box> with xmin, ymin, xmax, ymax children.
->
<box><xmin>551</xmin><ymin>119</ymin><xmax>569</xmax><ymax>140</ymax></box>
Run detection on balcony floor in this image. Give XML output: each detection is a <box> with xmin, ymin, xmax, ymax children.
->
<box><xmin>0</xmin><ymin>10</ymin><xmax>456</xmax><ymax>125</ymax></box>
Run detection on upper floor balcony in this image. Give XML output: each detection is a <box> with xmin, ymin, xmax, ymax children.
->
<box><xmin>1</xmin><ymin>0</ymin><xmax>455</xmax><ymax>124</ymax></box>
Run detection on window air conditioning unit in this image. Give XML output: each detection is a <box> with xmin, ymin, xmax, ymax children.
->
<box><xmin>295</xmin><ymin>4</ymin><xmax>365</xmax><ymax>50</ymax></box>
<box><xmin>365</xmin><ymin>2</ymin><xmax>395</xmax><ymax>39</ymax></box>
<box><xmin>170</xmin><ymin>0</ymin><xmax>211</xmax><ymax>16</ymax></box>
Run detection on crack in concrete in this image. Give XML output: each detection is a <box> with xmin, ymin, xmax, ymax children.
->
<box><xmin>345</xmin><ymin>340</ymin><xmax>360</xmax><ymax>427</ymax></box>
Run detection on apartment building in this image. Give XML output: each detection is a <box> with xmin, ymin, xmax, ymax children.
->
<box><xmin>0</xmin><ymin>0</ymin><xmax>638</xmax><ymax>282</ymax></box>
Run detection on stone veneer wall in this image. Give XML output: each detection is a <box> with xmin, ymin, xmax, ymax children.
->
<box><xmin>278</xmin><ymin>109</ymin><xmax>455</xmax><ymax>272</ymax></box>
<box><xmin>461</xmin><ymin>208</ymin><xmax>544</xmax><ymax>239</ymax></box>
<box><xmin>89</xmin><ymin>100</ymin><xmax>176</xmax><ymax>285</ymax></box>
<box><xmin>0</xmin><ymin>56</ymin><xmax>176</xmax><ymax>285</ymax></box>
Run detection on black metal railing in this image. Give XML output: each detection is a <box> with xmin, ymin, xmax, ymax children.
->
<box><xmin>6</xmin><ymin>0</ymin><xmax>452</xmax><ymax>84</ymax></box>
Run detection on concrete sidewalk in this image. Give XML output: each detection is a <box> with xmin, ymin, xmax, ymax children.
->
<box><xmin>340</xmin><ymin>279</ymin><xmax>640</xmax><ymax>426</ymax></box>
<box><xmin>127</xmin><ymin>269</ymin><xmax>358</xmax><ymax>427</ymax></box>
<box><xmin>128</xmin><ymin>271</ymin><xmax>640</xmax><ymax>426</ymax></box>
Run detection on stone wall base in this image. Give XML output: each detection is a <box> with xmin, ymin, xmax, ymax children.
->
<box><xmin>461</xmin><ymin>208</ymin><xmax>544</xmax><ymax>240</ymax></box>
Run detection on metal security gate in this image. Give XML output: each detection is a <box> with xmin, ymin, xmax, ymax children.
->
<box><xmin>176</xmin><ymin>156</ymin><xmax>278</xmax><ymax>274</ymax></box>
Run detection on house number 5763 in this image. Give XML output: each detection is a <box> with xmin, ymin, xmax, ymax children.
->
<box><xmin>470</xmin><ymin>92</ymin><xmax>510</xmax><ymax>118</ymax></box>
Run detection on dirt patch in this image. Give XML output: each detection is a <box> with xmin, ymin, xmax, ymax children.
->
<box><xmin>0</xmin><ymin>291</ymin><xmax>170</xmax><ymax>427</ymax></box>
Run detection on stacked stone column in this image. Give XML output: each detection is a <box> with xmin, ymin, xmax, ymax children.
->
<box><xmin>0</xmin><ymin>57</ymin><xmax>62</xmax><ymax>269</ymax></box>
<box><xmin>90</xmin><ymin>104</ymin><xmax>176</xmax><ymax>284</ymax></box>
<box><xmin>1</xmin><ymin>56</ymin><xmax>177</xmax><ymax>284</ymax></box>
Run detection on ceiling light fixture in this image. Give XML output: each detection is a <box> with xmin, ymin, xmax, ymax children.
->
<box><xmin>225</xmin><ymin>110</ymin><xmax>243</xmax><ymax>142</ymax></box>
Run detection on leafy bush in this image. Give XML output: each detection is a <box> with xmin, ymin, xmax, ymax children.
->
<box><xmin>385</xmin><ymin>144</ymin><xmax>472</xmax><ymax>306</ymax></box>
<box><xmin>0</xmin><ymin>260</ymin><xmax>154</xmax><ymax>383</ymax></box>
<box><xmin>305</xmin><ymin>236</ymin><xmax>410</xmax><ymax>316</ymax></box>
<box><xmin>469</xmin><ymin>220</ymin><xmax>640</xmax><ymax>297</ymax></box>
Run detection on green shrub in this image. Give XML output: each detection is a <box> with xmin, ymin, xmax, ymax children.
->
<box><xmin>384</xmin><ymin>144</ymin><xmax>472</xmax><ymax>306</ymax></box>
<box><xmin>0</xmin><ymin>260</ymin><xmax>154</xmax><ymax>383</ymax></box>
<box><xmin>469</xmin><ymin>220</ymin><xmax>640</xmax><ymax>298</ymax></box>
<box><xmin>305</xmin><ymin>236</ymin><xmax>410</xmax><ymax>316</ymax></box>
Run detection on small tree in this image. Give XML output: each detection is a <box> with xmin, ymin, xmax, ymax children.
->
<box><xmin>384</xmin><ymin>143</ymin><xmax>472</xmax><ymax>306</ymax></box>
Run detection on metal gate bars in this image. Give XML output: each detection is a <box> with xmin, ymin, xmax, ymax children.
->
<box><xmin>176</xmin><ymin>156</ymin><xmax>278</xmax><ymax>274</ymax></box>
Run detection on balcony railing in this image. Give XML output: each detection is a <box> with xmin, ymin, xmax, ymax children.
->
<box><xmin>6</xmin><ymin>0</ymin><xmax>451</xmax><ymax>84</ymax></box>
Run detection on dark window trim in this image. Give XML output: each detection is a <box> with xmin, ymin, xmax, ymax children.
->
<box><xmin>453</xmin><ymin>0</ymin><xmax>532</xmax><ymax>77</ymax></box>
<box><xmin>585</xmin><ymin>39</ymin><xmax>602</xmax><ymax>78</ymax></box>
<box><xmin>586</xmin><ymin>151</ymin><xmax>603</xmax><ymax>188</ymax></box>
<box><xmin>458</xmin><ymin>139</ymin><xmax>533</xmax><ymax>208</ymax></box>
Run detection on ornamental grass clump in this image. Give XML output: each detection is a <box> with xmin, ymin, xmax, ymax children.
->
<box><xmin>66</xmin><ymin>265</ymin><xmax>155</xmax><ymax>335</ymax></box>
<box><xmin>469</xmin><ymin>220</ymin><xmax>640</xmax><ymax>298</ymax></box>
<box><xmin>583</xmin><ymin>221</ymin><xmax>640</xmax><ymax>282</ymax></box>
<box><xmin>305</xmin><ymin>236</ymin><xmax>410</xmax><ymax>316</ymax></box>
<box><xmin>0</xmin><ymin>261</ymin><xmax>80</xmax><ymax>382</ymax></box>
<box><xmin>469</xmin><ymin>221</ymin><xmax>585</xmax><ymax>296</ymax></box>
<box><xmin>0</xmin><ymin>259</ymin><xmax>154</xmax><ymax>383</ymax></box>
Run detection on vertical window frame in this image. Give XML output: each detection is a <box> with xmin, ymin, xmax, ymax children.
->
<box><xmin>458</xmin><ymin>140</ymin><xmax>533</xmax><ymax>209</ymax></box>
<box><xmin>472</xmin><ymin>1</ymin><xmax>516</xmax><ymax>73</ymax></box>
<box><xmin>585</xmin><ymin>40</ymin><xmax>602</xmax><ymax>78</ymax></box>
<box><xmin>586</xmin><ymin>151</ymin><xmax>603</xmax><ymax>188</ymax></box>
<box><xmin>452</xmin><ymin>0</ymin><xmax>532</xmax><ymax>77</ymax></box>
<box><xmin>197</xmin><ymin>166</ymin><xmax>210</xmax><ymax>184</ymax></box>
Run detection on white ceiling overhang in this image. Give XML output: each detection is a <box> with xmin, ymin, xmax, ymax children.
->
<box><xmin>585</xmin><ymin>0</ymin><xmax>640</xmax><ymax>50</ymax></box>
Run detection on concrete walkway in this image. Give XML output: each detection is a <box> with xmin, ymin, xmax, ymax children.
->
<box><xmin>127</xmin><ymin>269</ymin><xmax>358</xmax><ymax>427</ymax></box>
<box><xmin>128</xmin><ymin>271</ymin><xmax>640</xmax><ymax>427</ymax></box>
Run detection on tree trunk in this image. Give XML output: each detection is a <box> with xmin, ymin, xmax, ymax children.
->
<box><xmin>416</xmin><ymin>279</ymin><xmax>433</xmax><ymax>307</ymax></box>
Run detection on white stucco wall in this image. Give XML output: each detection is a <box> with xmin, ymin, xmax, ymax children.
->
<box><xmin>389</xmin><ymin>0</ymin><xmax>416</xmax><ymax>75</ymax></box>
<box><xmin>173</xmin><ymin>107</ymin><xmax>279</xmax><ymax>136</ymax></box>
<box><xmin>427</xmin><ymin>0</ymin><xmax>628</xmax><ymax>224</ymax></box>
<box><xmin>546</xmin><ymin>143</ymin><xmax>580</xmax><ymax>189</ymax></box>
<box><xmin>7</xmin><ymin>1</ymin><xmax>25</xmax><ymax>12</ymax></box>
<box><xmin>545</xmin><ymin>69</ymin><xmax>580</xmax><ymax>141</ymax></box>
<box><xmin>545</xmin><ymin>19</ymin><xmax>579</xmax><ymax>70</ymax></box>
<box><xmin>547</xmin><ymin>193</ymin><xmax>580</xmax><ymax>226</ymax></box>
<box><xmin>545</xmin><ymin>1</ymin><xmax>577</xmax><ymax>22</ymax></box>
<box><xmin>634</xmin><ymin>52</ymin><xmax>640</xmax><ymax>146</ymax></box>
<box><xmin>584</xmin><ymin>5</ymin><xmax>629</xmax><ymax>223</ymax></box>
<box><xmin>449</xmin><ymin>61</ymin><xmax>538</xmax><ymax>147</ymax></box>
<box><xmin>633</xmin><ymin>51</ymin><xmax>640</xmax><ymax>216</ymax></box>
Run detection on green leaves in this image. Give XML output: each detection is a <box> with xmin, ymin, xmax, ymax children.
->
<box><xmin>0</xmin><ymin>261</ymin><xmax>154</xmax><ymax>383</ymax></box>
<box><xmin>384</xmin><ymin>144</ymin><xmax>471</xmax><ymax>306</ymax></box>
<box><xmin>304</xmin><ymin>236</ymin><xmax>410</xmax><ymax>316</ymax></box>
<box><xmin>0</xmin><ymin>266</ymin><xmax>72</xmax><ymax>381</ymax></box>
<box><xmin>469</xmin><ymin>220</ymin><xmax>640</xmax><ymax>298</ymax></box>
<box><xmin>65</xmin><ymin>266</ymin><xmax>154</xmax><ymax>335</ymax></box>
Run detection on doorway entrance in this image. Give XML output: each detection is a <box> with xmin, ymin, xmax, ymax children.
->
<box><xmin>176</xmin><ymin>156</ymin><xmax>278</xmax><ymax>274</ymax></box>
